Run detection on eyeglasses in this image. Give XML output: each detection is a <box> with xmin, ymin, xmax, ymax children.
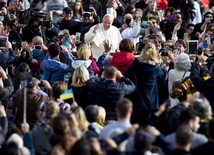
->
<box><xmin>206</xmin><ymin>16</ymin><xmax>213</xmax><ymax>18</ymax></box>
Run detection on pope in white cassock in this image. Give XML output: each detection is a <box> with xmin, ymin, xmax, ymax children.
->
<box><xmin>84</xmin><ymin>14</ymin><xmax>122</xmax><ymax>60</ymax></box>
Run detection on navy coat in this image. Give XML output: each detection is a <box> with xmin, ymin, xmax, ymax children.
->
<box><xmin>125</xmin><ymin>59</ymin><xmax>167</xmax><ymax>110</ymax></box>
<box><xmin>190</xmin><ymin>63</ymin><xmax>214</xmax><ymax>109</ymax></box>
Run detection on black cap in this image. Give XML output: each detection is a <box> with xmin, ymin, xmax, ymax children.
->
<box><xmin>63</xmin><ymin>7</ymin><xmax>73</xmax><ymax>13</ymax></box>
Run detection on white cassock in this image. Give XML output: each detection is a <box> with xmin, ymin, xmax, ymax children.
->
<box><xmin>121</xmin><ymin>27</ymin><xmax>141</xmax><ymax>47</ymax></box>
<box><xmin>84</xmin><ymin>23</ymin><xmax>122</xmax><ymax>60</ymax></box>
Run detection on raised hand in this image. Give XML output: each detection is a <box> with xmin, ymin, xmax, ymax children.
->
<box><xmin>174</xmin><ymin>23</ymin><xmax>181</xmax><ymax>32</ymax></box>
<box><xmin>93</xmin><ymin>24</ymin><xmax>100</xmax><ymax>34</ymax></box>
<box><xmin>102</xmin><ymin>40</ymin><xmax>112</xmax><ymax>53</ymax></box>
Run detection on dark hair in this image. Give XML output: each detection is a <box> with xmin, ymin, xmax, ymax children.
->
<box><xmin>104</xmin><ymin>65</ymin><xmax>117</xmax><ymax>79</ymax></box>
<box><xmin>0</xmin><ymin>142</ymin><xmax>19</xmax><ymax>155</ymax></box>
<box><xmin>208</xmin><ymin>119</ymin><xmax>214</xmax><ymax>139</ymax></box>
<box><xmin>119</xmin><ymin>38</ymin><xmax>135</xmax><ymax>52</ymax></box>
<box><xmin>206</xmin><ymin>23</ymin><xmax>214</xmax><ymax>31</ymax></box>
<box><xmin>164</xmin><ymin>7</ymin><xmax>176</xmax><ymax>17</ymax></box>
<box><xmin>6</xmin><ymin>19</ymin><xmax>17</xmax><ymax>30</ymax></box>
<box><xmin>124</xmin><ymin>5</ymin><xmax>135</xmax><ymax>16</ymax></box>
<box><xmin>48</xmin><ymin>43</ymin><xmax>60</xmax><ymax>58</ymax></box>
<box><xmin>18</xmin><ymin>48</ymin><xmax>33</xmax><ymax>66</ymax></box>
<box><xmin>175</xmin><ymin>125</ymin><xmax>193</xmax><ymax>147</ymax></box>
<box><xmin>187</xmin><ymin>23</ymin><xmax>195</xmax><ymax>29</ymax></box>
<box><xmin>204</xmin><ymin>11</ymin><xmax>213</xmax><ymax>18</ymax></box>
<box><xmin>179</xmin><ymin>108</ymin><xmax>198</xmax><ymax>124</ymax></box>
<box><xmin>148</xmin><ymin>15</ymin><xmax>159</xmax><ymax>23</ymax></box>
<box><xmin>174</xmin><ymin>12</ymin><xmax>184</xmax><ymax>20</ymax></box>
<box><xmin>175</xmin><ymin>39</ymin><xmax>187</xmax><ymax>48</ymax></box>
<box><xmin>85</xmin><ymin>105</ymin><xmax>99</xmax><ymax>123</ymax></box>
<box><xmin>69</xmin><ymin>138</ymin><xmax>94</xmax><ymax>155</ymax></box>
<box><xmin>116</xmin><ymin>98</ymin><xmax>133</xmax><ymax>118</ymax></box>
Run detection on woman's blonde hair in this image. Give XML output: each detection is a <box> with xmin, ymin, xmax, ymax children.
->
<box><xmin>138</xmin><ymin>42</ymin><xmax>159</xmax><ymax>65</ymax></box>
<box><xmin>71</xmin><ymin>106</ymin><xmax>89</xmax><ymax>132</ymax></box>
<box><xmin>77</xmin><ymin>44</ymin><xmax>91</xmax><ymax>59</ymax></box>
<box><xmin>72</xmin><ymin>66</ymin><xmax>89</xmax><ymax>86</ymax></box>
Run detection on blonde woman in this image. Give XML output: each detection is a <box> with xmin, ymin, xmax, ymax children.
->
<box><xmin>124</xmin><ymin>42</ymin><xmax>167</xmax><ymax>126</ymax></box>
<box><xmin>71</xmin><ymin>44</ymin><xmax>94</xmax><ymax>77</ymax></box>
<box><xmin>69</xmin><ymin>66</ymin><xmax>91</xmax><ymax>109</ymax></box>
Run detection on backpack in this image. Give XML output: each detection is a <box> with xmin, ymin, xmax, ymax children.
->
<box><xmin>170</xmin><ymin>72</ymin><xmax>196</xmax><ymax>102</ymax></box>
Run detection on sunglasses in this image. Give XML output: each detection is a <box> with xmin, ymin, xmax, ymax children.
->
<box><xmin>175</xmin><ymin>16</ymin><xmax>181</xmax><ymax>19</ymax></box>
<box><xmin>154</xmin><ymin>41</ymin><xmax>161</xmax><ymax>44</ymax></box>
<box><xmin>208</xmin><ymin>29</ymin><xmax>214</xmax><ymax>32</ymax></box>
<box><xmin>83</xmin><ymin>15</ymin><xmax>91</xmax><ymax>18</ymax></box>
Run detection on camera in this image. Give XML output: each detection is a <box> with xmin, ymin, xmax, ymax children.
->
<box><xmin>12</xmin><ymin>41</ymin><xmax>21</xmax><ymax>50</ymax></box>
<box><xmin>33</xmin><ymin>45</ymin><xmax>42</xmax><ymax>50</ymax></box>
<box><xmin>125</xmin><ymin>18</ymin><xmax>131</xmax><ymax>26</ymax></box>
<box><xmin>148</xmin><ymin>34</ymin><xmax>158</xmax><ymax>39</ymax></box>
<box><xmin>160</xmin><ymin>48</ymin><xmax>169</xmax><ymax>56</ymax></box>
<box><xmin>41</xmin><ymin>20</ymin><xmax>51</xmax><ymax>28</ymax></box>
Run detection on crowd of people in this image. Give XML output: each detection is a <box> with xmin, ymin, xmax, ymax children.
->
<box><xmin>0</xmin><ymin>0</ymin><xmax>214</xmax><ymax>154</ymax></box>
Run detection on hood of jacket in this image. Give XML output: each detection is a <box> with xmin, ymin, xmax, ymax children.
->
<box><xmin>43</xmin><ymin>59</ymin><xmax>62</xmax><ymax>72</ymax></box>
<box><xmin>72</xmin><ymin>59</ymin><xmax>92</xmax><ymax>69</ymax></box>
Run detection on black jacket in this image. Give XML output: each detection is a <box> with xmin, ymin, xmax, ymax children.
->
<box><xmin>170</xmin><ymin>149</ymin><xmax>191</xmax><ymax>155</ymax></box>
<box><xmin>191</xmin><ymin>142</ymin><xmax>214</xmax><ymax>155</ymax></box>
<box><xmin>0</xmin><ymin>78</ymin><xmax>14</xmax><ymax>101</ymax></box>
<box><xmin>8</xmin><ymin>30</ymin><xmax>22</xmax><ymax>43</ymax></box>
<box><xmin>190</xmin><ymin>63</ymin><xmax>214</xmax><ymax>109</ymax></box>
<box><xmin>57</xmin><ymin>19</ymin><xmax>80</xmax><ymax>35</ymax></box>
<box><xmin>86</xmin><ymin>76</ymin><xmax>135</xmax><ymax>120</ymax></box>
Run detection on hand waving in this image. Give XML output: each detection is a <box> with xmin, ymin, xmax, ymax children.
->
<box><xmin>93</xmin><ymin>24</ymin><xmax>100</xmax><ymax>34</ymax></box>
<box><xmin>102</xmin><ymin>40</ymin><xmax>112</xmax><ymax>53</ymax></box>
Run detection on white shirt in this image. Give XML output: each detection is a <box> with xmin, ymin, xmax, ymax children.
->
<box><xmin>192</xmin><ymin>1</ymin><xmax>202</xmax><ymax>25</ymax></box>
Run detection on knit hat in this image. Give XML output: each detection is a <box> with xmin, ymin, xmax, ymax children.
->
<box><xmin>27</xmin><ymin>77</ymin><xmax>40</xmax><ymax>88</ymax></box>
<box><xmin>174</xmin><ymin>53</ymin><xmax>191</xmax><ymax>71</ymax></box>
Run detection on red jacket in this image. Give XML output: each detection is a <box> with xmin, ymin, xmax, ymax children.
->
<box><xmin>110</xmin><ymin>51</ymin><xmax>135</xmax><ymax>75</ymax></box>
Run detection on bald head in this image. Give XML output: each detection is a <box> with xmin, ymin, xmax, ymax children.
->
<box><xmin>32</xmin><ymin>36</ymin><xmax>43</xmax><ymax>45</ymax></box>
<box><xmin>102</xmin><ymin>14</ymin><xmax>114</xmax><ymax>30</ymax></box>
